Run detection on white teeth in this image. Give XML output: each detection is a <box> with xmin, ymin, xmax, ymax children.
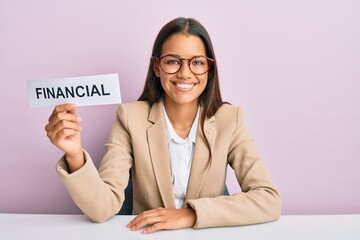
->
<box><xmin>175</xmin><ymin>83</ymin><xmax>194</xmax><ymax>89</ymax></box>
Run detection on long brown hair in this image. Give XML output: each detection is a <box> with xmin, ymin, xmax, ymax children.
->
<box><xmin>138</xmin><ymin>17</ymin><xmax>225</xmax><ymax>148</ymax></box>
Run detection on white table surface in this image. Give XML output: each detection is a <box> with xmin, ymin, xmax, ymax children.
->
<box><xmin>0</xmin><ymin>213</ymin><xmax>359</xmax><ymax>240</ymax></box>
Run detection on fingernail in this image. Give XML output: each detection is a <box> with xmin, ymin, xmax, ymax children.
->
<box><xmin>77</xmin><ymin>117</ymin><xmax>82</xmax><ymax>122</ymax></box>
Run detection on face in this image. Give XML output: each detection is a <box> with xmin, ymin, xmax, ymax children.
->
<box><xmin>153</xmin><ymin>33</ymin><xmax>208</xmax><ymax>108</ymax></box>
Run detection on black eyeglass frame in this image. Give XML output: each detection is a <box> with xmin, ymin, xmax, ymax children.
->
<box><xmin>153</xmin><ymin>54</ymin><xmax>214</xmax><ymax>75</ymax></box>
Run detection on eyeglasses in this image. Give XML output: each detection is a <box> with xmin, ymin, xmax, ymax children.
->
<box><xmin>154</xmin><ymin>54</ymin><xmax>214</xmax><ymax>75</ymax></box>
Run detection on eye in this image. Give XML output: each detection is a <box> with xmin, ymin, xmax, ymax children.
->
<box><xmin>162</xmin><ymin>56</ymin><xmax>181</xmax><ymax>65</ymax></box>
<box><xmin>166</xmin><ymin>59</ymin><xmax>181</xmax><ymax>65</ymax></box>
<box><xmin>191</xmin><ymin>60</ymin><xmax>204</xmax><ymax>65</ymax></box>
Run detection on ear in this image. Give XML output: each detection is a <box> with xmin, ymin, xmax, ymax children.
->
<box><xmin>153</xmin><ymin>62</ymin><xmax>160</xmax><ymax>77</ymax></box>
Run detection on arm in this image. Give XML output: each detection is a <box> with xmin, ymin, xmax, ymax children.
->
<box><xmin>55</xmin><ymin>104</ymin><xmax>133</xmax><ymax>222</ymax></box>
<box><xmin>186</xmin><ymin>107</ymin><xmax>281</xmax><ymax>228</ymax></box>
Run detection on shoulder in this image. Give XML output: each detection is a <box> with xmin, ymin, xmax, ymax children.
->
<box><xmin>117</xmin><ymin>101</ymin><xmax>152</xmax><ymax>114</ymax></box>
<box><xmin>209</xmin><ymin>104</ymin><xmax>252</xmax><ymax>143</ymax></box>
<box><xmin>208</xmin><ymin>104</ymin><xmax>246</xmax><ymax>134</ymax></box>
<box><xmin>118</xmin><ymin>101</ymin><xmax>151</xmax><ymax>113</ymax></box>
<box><xmin>214</xmin><ymin>103</ymin><xmax>244</xmax><ymax>122</ymax></box>
<box><xmin>116</xmin><ymin>101</ymin><xmax>152</xmax><ymax>126</ymax></box>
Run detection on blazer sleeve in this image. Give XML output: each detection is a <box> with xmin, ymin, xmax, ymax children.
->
<box><xmin>186</xmin><ymin>107</ymin><xmax>281</xmax><ymax>228</ymax></box>
<box><xmin>56</xmin><ymin>104</ymin><xmax>133</xmax><ymax>222</ymax></box>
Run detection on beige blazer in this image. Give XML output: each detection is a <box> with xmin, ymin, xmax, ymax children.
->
<box><xmin>56</xmin><ymin>101</ymin><xmax>281</xmax><ymax>228</ymax></box>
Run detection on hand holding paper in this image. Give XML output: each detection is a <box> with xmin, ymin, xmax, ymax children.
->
<box><xmin>45</xmin><ymin>103</ymin><xmax>85</xmax><ymax>172</ymax></box>
<box><xmin>37</xmin><ymin>73</ymin><xmax>122</xmax><ymax>171</ymax></box>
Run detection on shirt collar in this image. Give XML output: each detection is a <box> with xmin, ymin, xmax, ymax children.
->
<box><xmin>162</xmin><ymin>102</ymin><xmax>200</xmax><ymax>144</ymax></box>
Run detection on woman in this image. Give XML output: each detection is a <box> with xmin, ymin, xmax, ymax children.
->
<box><xmin>45</xmin><ymin>17</ymin><xmax>281</xmax><ymax>234</ymax></box>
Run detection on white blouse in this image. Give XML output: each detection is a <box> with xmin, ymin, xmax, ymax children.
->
<box><xmin>162</xmin><ymin>104</ymin><xmax>200</xmax><ymax>208</ymax></box>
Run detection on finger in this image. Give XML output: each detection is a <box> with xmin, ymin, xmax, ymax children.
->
<box><xmin>49</xmin><ymin>103</ymin><xmax>77</xmax><ymax>122</ymax></box>
<box><xmin>128</xmin><ymin>212</ymin><xmax>165</xmax><ymax>231</ymax></box>
<box><xmin>46</xmin><ymin>112</ymin><xmax>81</xmax><ymax>132</ymax></box>
<box><xmin>47</xmin><ymin>120</ymin><xmax>82</xmax><ymax>141</ymax></box>
<box><xmin>49</xmin><ymin>129</ymin><xmax>77</xmax><ymax>146</ymax></box>
<box><xmin>130</xmin><ymin>215</ymin><xmax>163</xmax><ymax>231</ymax></box>
<box><xmin>46</xmin><ymin>117</ymin><xmax>82</xmax><ymax>136</ymax></box>
<box><xmin>127</xmin><ymin>208</ymin><xmax>164</xmax><ymax>228</ymax></box>
<box><xmin>51</xmin><ymin>128</ymin><xmax>80</xmax><ymax>144</ymax></box>
<box><xmin>127</xmin><ymin>210</ymin><xmax>150</xmax><ymax>227</ymax></box>
<box><xmin>142</xmin><ymin>223</ymin><xmax>164</xmax><ymax>234</ymax></box>
<box><xmin>128</xmin><ymin>213</ymin><xmax>154</xmax><ymax>229</ymax></box>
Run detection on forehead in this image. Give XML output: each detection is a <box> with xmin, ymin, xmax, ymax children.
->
<box><xmin>161</xmin><ymin>33</ymin><xmax>206</xmax><ymax>57</ymax></box>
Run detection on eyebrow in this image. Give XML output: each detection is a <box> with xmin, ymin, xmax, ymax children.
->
<box><xmin>163</xmin><ymin>54</ymin><xmax>207</xmax><ymax>59</ymax></box>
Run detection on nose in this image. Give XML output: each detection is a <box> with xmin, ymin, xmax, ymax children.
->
<box><xmin>177</xmin><ymin>60</ymin><xmax>192</xmax><ymax>78</ymax></box>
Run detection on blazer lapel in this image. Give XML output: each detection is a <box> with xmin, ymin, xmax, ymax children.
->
<box><xmin>147</xmin><ymin>101</ymin><xmax>176</xmax><ymax>209</ymax></box>
<box><xmin>184</xmin><ymin>114</ymin><xmax>216</xmax><ymax>204</ymax></box>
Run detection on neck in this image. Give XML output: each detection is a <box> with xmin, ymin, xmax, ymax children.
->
<box><xmin>164</xmin><ymin>99</ymin><xmax>198</xmax><ymax>136</ymax></box>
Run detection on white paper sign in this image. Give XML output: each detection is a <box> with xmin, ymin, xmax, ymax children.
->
<box><xmin>27</xmin><ymin>73</ymin><xmax>121</xmax><ymax>107</ymax></box>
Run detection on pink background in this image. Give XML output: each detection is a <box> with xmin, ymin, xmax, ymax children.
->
<box><xmin>1</xmin><ymin>0</ymin><xmax>359</xmax><ymax>215</ymax></box>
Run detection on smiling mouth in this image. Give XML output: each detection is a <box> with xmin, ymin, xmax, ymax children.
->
<box><xmin>174</xmin><ymin>82</ymin><xmax>196</xmax><ymax>89</ymax></box>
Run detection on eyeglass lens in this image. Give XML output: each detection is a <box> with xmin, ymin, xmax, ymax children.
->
<box><xmin>159</xmin><ymin>55</ymin><xmax>211</xmax><ymax>75</ymax></box>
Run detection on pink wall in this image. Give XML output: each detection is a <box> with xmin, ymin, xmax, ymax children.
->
<box><xmin>1</xmin><ymin>0</ymin><xmax>359</xmax><ymax>215</ymax></box>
